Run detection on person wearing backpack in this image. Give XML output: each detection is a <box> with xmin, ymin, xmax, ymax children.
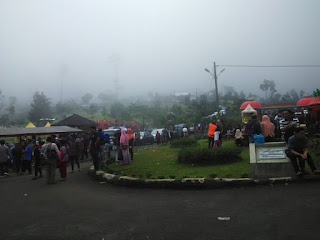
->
<box><xmin>246</xmin><ymin>114</ymin><xmax>262</xmax><ymax>143</ymax></box>
<box><xmin>41</xmin><ymin>136</ymin><xmax>60</xmax><ymax>184</ymax></box>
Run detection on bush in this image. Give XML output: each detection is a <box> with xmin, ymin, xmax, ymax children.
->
<box><xmin>178</xmin><ymin>146</ymin><xmax>241</xmax><ymax>165</ymax></box>
<box><xmin>209</xmin><ymin>173</ymin><xmax>217</xmax><ymax>178</ymax></box>
<box><xmin>241</xmin><ymin>173</ymin><xmax>249</xmax><ymax>178</ymax></box>
<box><xmin>309</xmin><ymin>137</ymin><xmax>320</xmax><ymax>156</ymax></box>
<box><xmin>170</xmin><ymin>137</ymin><xmax>198</xmax><ymax>148</ymax></box>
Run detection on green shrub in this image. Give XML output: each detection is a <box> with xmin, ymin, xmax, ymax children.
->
<box><xmin>241</xmin><ymin>173</ymin><xmax>249</xmax><ymax>178</ymax></box>
<box><xmin>169</xmin><ymin>175</ymin><xmax>176</xmax><ymax>179</ymax></box>
<box><xmin>170</xmin><ymin>137</ymin><xmax>198</xmax><ymax>148</ymax></box>
<box><xmin>178</xmin><ymin>146</ymin><xmax>241</xmax><ymax>165</ymax></box>
<box><xmin>146</xmin><ymin>173</ymin><xmax>152</xmax><ymax>179</ymax></box>
<box><xmin>158</xmin><ymin>176</ymin><xmax>165</xmax><ymax>179</ymax></box>
<box><xmin>309</xmin><ymin>137</ymin><xmax>320</xmax><ymax>156</ymax></box>
<box><xmin>225</xmin><ymin>174</ymin><xmax>233</xmax><ymax>178</ymax></box>
<box><xmin>209</xmin><ymin>173</ymin><xmax>217</xmax><ymax>178</ymax></box>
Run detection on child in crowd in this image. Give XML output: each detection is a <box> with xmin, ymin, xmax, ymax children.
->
<box><xmin>212</xmin><ymin>126</ymin><xmax>221</xmax><ymax>149</ymax></box>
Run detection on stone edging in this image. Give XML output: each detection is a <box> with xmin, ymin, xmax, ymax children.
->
<box><xmin>88</xmin><ymin>166</ymin><xmax>320</xmax><ymax>189</ymax></box>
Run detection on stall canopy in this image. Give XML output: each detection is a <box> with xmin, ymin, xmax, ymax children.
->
<box><xmin>296</xmin><ymin>95</ymin><xmax>313</xmax><ymax>106</ymax></box>
<box><xmin>0</xmin><ymin>126</ymin><xmax>82</xmax><ymax>138</ymax></box>
<box><xmin>240</xmin><ymin>99</ymin><xmax>262</xmax><ymax>110</ymax></box>
<box><xmin>25</xmin><ymin>122</ymin><xmax>36</xmax><ymax>128</ymax></box>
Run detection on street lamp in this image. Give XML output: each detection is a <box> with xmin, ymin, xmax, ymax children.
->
<box><xmin>204</xmin><ymin>62</ymin><xmax>225</xmax><ymax>110</ymax></box>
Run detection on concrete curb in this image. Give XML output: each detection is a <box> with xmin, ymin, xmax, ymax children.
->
<box><xmin>88</xmin><ymin>166</ymin><xmax>320</xmax><ymax>189</ymax></box>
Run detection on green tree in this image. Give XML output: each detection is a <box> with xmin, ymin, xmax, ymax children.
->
<box><xmin>260</xmin><ymin>79</ymin><xmax>276</xmax><ymax>100</ymax></box>
<box><xmin>28</xmin><ymin>92</ymin><xmax>52</xmax><ymax>125</ymax></box>
<box><xmin>281</xmin><ymin>92</ymin><xmax>291</xmax><ymax>103</ymax></box>
<box><xmin>290</xmin><ymin>89</ymin><xmax>300</xmax><ymax>103</ymax></box>
<box><xmin>81</xmin><ymin>93</ymin><xmax>93</xmax><ymax>105</ymax></box>
<box><xmin>110</xmin><ymin>102</ymin><xmax>125</xmax><ymax>119</ymax></box>
<box><xmin>101</xmin><ymin>106</ymin><xmax>108</xmax><ymax>117</ymax></box>
<box><xmin>88</xmin><ymin>103</ymin><xmax>99</xmax><ymax>116</ymax></box>
<box><xmin>313</xmin><ymin>88</ymin><xmax>320</xmax><ymax>97</ymax></box>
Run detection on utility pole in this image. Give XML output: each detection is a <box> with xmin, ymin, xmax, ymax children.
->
<box><xmin>205</xmin><ymin>62</ymin><xmax>225</xmax><ymax>112</ymax></box>
<box><xmin>213</xmin><ymin>62</ymin><xmax>219</xmax><ymax>109</ymax></box>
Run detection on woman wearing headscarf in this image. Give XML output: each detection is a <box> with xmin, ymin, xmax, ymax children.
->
<box><xmin>260</xmin><ymin>115</ymin><xmax>275</xmax><ymax>142</ymax></box>
<box><xmin>234</xmin><ymin>128</ymin><xmax>243</xmax><ymax>147</ymax></box>
<box><xmin>120</xmin><ymin>129</ymin><xmax>130</xmax><ymax>165</ymax></box>
<box><xmin>127</xmin><ymin>128</ymin><xmax>134</xmax><ymax>161</ymax></box>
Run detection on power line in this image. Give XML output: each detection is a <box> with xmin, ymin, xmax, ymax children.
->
<box><xmin>217</xmin><ymin>64</ymin><xmax>320</xmax><ymax>68</ymax></box>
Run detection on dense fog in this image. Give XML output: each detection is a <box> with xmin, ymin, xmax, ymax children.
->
<box><xmin>0</xmin><ymin>0</ymin><xmax>319</xmax><ymax>126</ymax></box>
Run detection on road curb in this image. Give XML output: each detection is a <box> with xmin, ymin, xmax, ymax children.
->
<box><xmin>88</xmin><ymin>166</ymin><xmax>320</xmax><ymax>189</ymax></box>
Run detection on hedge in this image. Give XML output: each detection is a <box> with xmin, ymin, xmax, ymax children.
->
<box><xmin>178</xmin><ymin>146</ymin><xmax>242</xmax><ymax>165</ymax></box>
<box><xmin>170</xmin><ymin>137</ymin><xmax>198</xmax><ymax>148</ymax></box>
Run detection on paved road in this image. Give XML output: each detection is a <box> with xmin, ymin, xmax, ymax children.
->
<box><xmin>1</xmin><ymin>161</ymin><xmax>320</xmax><ymax>240</ymax></box>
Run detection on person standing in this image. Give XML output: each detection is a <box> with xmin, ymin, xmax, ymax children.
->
<box><xmin>41</xmin><ymin>137</ymin><xmax>60</xmax><ymax>184</ymax></box>
<box><xmin>120</xmin><ymin>129</ymin><xmax>130</xmax><ymax>165</ymax></box>
<box><xmin>22</xmin><ymin>139</ymin><xmax>32</xmax><ymax>174</ymax></box>
<box><xmin>76</xmin><ymin>134</ymin><xmax>84</xmax><ymax>162</ymax></box>
<box><xmin>69</xmin><ymin>135</ymin><xmax>80</xmax><ymax>173</ymax></box>
<box><xmin>0</xmin><ymin>140</ymin><xmax>10</xmax><ymax>177</ymax></box>
<box><xmin>32</xmin><ymin>141</ymin><xmax>43</xmax><ymax>180</ymax></box>
<box><xmin>127</xmin><ymin>128</ymin><xmax>134</xmax><ymax>161</ymax></box>
<box><xmin>212</xmin><ymin>127</ymin><xmax>221</xmax><ymax>149</ymax></box>
<box><xmin>89</xmin><ymin>126</ymin><xmax>101</xmax><ymax>171</ymax></box>
<box><xmin>12</xmin><ymin>142</ymin><xmax>23</xmax><ymax>175</ymax></box>
<box><xmin>280</xmin><ymin>110</ymin><xmax>299</xmax><ymax>143</ymax></box>
<box><xmin>113</xmin><ymin>131</ymin><xmax>121</xmax><ymax>163</ymax></box>
<box><xmin>156</xmin><ymin>131</ymin><xmax>161</xmax><ymax>145</ymax></box>
<box><xmin>82</xmin><ymin>133</ymin><xmax>89</xmax><ymax>160</ymax></box>
<box><xmin>59</xmin><ymin>138</ymin><xmax>68</xmax><ymax>181</ymax></box>
<box><xmin>216</xmin><ymin>119</ymin><xmax>224</xmax><ymax>145</ymax></box>
<box><xmin>207</xmin><ymin>120</ymin><xmax>217</xmax><ymax>149</ymax></box>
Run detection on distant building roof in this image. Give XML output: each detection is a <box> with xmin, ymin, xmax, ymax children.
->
<box><xmin>51</xmin><ymin>114</ymin><xmax>98</xmax><ymax>130</ymax></box>
<box><xmin>0</xmin><ymin>126</ymin><xmax>82</xmax><ymax>138</ymax></box>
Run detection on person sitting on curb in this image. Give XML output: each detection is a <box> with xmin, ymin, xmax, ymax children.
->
<box><xmin>287</xmin><ymin>127</ymin><xmax>320</xmax><ymax>176</ymax></box>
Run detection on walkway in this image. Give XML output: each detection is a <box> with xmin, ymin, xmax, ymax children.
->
<box><xmin>1</xmin><ymin>161</ymin><xmax>319</xmax><ymax>240</ymax></box>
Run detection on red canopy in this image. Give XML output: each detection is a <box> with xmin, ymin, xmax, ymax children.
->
<box><xmin>309</xmin><ymin>96</ymin><xmax>320</xmax><ymax>106</ymax></box>
<box><xmin>240</xmin><ymin>99</ymin><xmax>262</xmax><ymax>109</ymax></box>
<box><xmin>296</xmin><ymin>96</ymin><xmax>314</xmax><ymax>106</ymax></box>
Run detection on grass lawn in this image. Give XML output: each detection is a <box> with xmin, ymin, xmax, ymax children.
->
<box><xmin>104</xmin><ymin>139</ymin><xmax>252</xmax><ymax>179</ymax></box>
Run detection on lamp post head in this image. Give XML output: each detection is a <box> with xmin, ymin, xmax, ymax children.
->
<box><xmin>204</xmin><ymin>68</ymin><xmax>211</xmax><ymax>73</ymax></box>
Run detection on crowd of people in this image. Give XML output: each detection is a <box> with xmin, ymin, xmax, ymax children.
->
<box><xmin>223</xmin><ymin>109</ymin><xmax>320</xmax><ymax>176</ymax></box>
<box><xmin>1</xmin><ymin>108</ymin><xmax>320</xmax><ymax>179</ymax></box>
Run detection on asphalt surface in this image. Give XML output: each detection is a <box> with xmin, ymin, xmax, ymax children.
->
<box><xmin>1</xmin><ymin>160</ymin><xmax>320</xmax><ymax>240</ymax></box>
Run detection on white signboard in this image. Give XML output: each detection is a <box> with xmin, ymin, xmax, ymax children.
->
<box><xmin>258</xmin><ymin>148</ymin><xmax>286</xmax><ymax>159</ymax></box>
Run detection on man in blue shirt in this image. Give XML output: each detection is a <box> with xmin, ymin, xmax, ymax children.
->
<box><xmin>22</xmin><ymin>139</ymin><xmax>32</xmax><ymax>174</ymax></box>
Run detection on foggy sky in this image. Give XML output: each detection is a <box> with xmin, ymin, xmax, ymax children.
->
<box><xmin>1</xmin><ymin>0</ymin><xmax>319</xmax><ymax>102</ymax></box>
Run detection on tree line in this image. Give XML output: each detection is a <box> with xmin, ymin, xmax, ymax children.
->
<box><xmin>0</xmin><ymin>80</ymin><xmax>315</xmax><ymax>129</ymax></box>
